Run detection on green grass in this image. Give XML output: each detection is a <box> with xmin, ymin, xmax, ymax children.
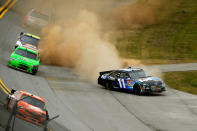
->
<box><xmin>116</xmin><ymin>0</ymin><xmax>197</xmax><ymax>61</ymax></box>
<box><xmin>163</xmin><ymin>71</ymin><xmax>197</xmax><ymax>95</ymax></box>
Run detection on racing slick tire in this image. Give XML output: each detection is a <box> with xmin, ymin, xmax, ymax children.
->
<box><xmin>46</xmin><ymin>110</ymin><xmax>49</xmax><ymax>120</ymax></box>
<box><xmin>32</xmin><ymin>69</ymin><xmax>37</xmax><ymax>75</ymax></box>
<box><xmin>106</xmin><ymin>82</ymin><xmax>114</xmax><ymax>90</ymax></box>
<box><xmin>133</xmin><ymin>84</ymin><xmax>141</xmax><ymax>95</ymax></box>
<box><xmin>5</xmin><ymin>97</ymin><xmax>10</xmax><ymax>109</ymax></box>
<box><xmin>32</xmin><ymin>67</ymin><xmax>38</xmax><ymax>75</ymax></box>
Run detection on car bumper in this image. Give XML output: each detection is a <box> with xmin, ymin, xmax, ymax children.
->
<box><xmin>8</xmin><ymin>59</ymin><xmax>33</xmax><ymax>73</ymax></box>
<box><xmin>17</xmin><ymin>108</ymin><xmax>45</xmax><ymax>127</ymax></box>
<box><xmin>141</xmin><ymin>86</ymin><xmax>166</xmax><ymax>93</ymax></box>
<box><xmin>16</xmin><ymin>114</ymin><xmax>44</xmax><ymax>127</ymax></box>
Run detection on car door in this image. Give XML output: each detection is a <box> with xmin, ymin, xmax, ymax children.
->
<box><xmin>118</xmin><ymin>72</ymin><xmax>130</xmax><ymax>89</ymax></box>
<box><xmin>108</xmin><ymin>71</ymin><xmax>121</xmax><ymax>88</ymax></box>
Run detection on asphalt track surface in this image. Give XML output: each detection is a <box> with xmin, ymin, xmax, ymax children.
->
<box><xmin>1</xmin><ymin>0</ymin><xmax>197</xmax><ymax>131</ymax></box>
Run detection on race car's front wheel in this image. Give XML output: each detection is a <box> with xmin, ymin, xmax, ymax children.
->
<box><xmin>32</xmin><ymin>66</ymin><xmax>38</xmax><ymax>75</ymax></box>
<box><xmin>32</xmin><ymin>68</ymin><xmax>38</xmax><ymax>75</ymax></box>
<box><xmin>46</xmin><ymin>110</ymin><xmax>49</xmax><ymax>120</ymax></box>
<box><xmin>133</xmin><ymin>84</ymin><xmax>141</xmax><ymax>95</ymax></box>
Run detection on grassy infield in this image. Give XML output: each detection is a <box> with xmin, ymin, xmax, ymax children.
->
<box><xmin>116</xmin><ymin>0</ymin><xmax>197</xmax><ymax>94</ymax></box>
<box><xmin>163</xmin><ymin>71</ymin><xmax>197</xmax><ymax>95</ymax></box>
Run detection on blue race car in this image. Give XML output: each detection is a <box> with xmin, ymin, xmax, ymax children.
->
<box><xmin>98</xmin><ymin>67</ymin><xmax>166</xmax><ymax>95</ymax></box>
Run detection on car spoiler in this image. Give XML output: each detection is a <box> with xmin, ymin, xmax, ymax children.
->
<box><xmin>99</xmin><ymin>70</ymin><xmax>114</xmax><ymax>76</ymax></box>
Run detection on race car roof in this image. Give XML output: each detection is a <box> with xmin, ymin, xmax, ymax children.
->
<box><xmin>118</xmin><ymin>67</ymin><xmax>143</xmax><ymax>72</ymax></box>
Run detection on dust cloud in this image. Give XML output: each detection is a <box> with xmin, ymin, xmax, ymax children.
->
<box><xmin>112</xmin><ymin>0</ymin><xmax>181</xmax><ymax>29</ymax></box>
<box><xmin>39</xmin><ymin>10</ymin><xmax>121</xmax><ymax>82</ymax></box>
<box><xmin>143</xmin><ymin>66</ymin><xmax>163</xmax><ymax>79</ymax></box>
<box><xmin>39</xmin><ymin>0</ymin><xmax>178</xmax><ymax>82</ymax></box>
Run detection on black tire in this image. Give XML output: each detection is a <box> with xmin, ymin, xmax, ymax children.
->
<box><xmin>105</xmin><ymin>82</ymin><xmax>110</xmax><ymax>90</ymax></box>
<box><xmin>32</xmin><ymin>66</ymin><xmax>38</xmax><ymax>75</ymax></box>
<box><xmin>6</xmin><ymin>97</ymin><xmax>11</xmax><ymax>110</ymax></box>
<box><xmin>46</xmin><ymin>110</ymin><xmax>49</xmax><ymax>120</ymax></box>
<box><xmin>106</xmin><ymin>82</ymin><xmax>114</xmax><ymax>90</ymax></box>
<box><xmin>133</xmin><ymin>84</ymin><xmax>141</xmax><ymax>95</ymax></box>
<box><xmin>105</xmin><ymin>82</ymin><xmax>111</xmax><ymax>90</ymax></box>
<box><xmin>32</xmin><ymin>69</ymin><xmax>37</xmax><ymax>75</ymax></box>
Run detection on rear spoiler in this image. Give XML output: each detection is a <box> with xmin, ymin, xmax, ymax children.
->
<box><xmin>99</xmin><ymin>70</ymin><xmax>114</xmax><ymax>76</ymax></box>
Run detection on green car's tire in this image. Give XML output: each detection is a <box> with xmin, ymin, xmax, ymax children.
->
<box><xmin>32</xmin><ymin>67</ymin><xmax>38</xmax><ymax>75</ymax></box>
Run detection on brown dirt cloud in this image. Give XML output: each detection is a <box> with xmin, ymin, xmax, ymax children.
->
<box><xmin>112</xmin><ymin>0</ymin><xmax>181</xmax><ymax>29</ymax></box>
<box><xmin>39</xmin><ymin>0</ymin><xmax>179</xmax><ymax>82</ymax></box>
<box><xmin>39</xmin><ymin>10</ymin><xmax>121</xmax><ymax>82</ymax></box>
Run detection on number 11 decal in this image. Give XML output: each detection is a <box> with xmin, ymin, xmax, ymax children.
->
<box><xmin>118</xmin><ymin>79</ymin><xmax>126</xmax><ymax>88</ymax></box>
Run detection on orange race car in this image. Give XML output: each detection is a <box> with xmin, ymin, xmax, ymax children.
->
<box><xmin>24</xmin><ymin>9</ymin><xmax>49</xmax><ymax>30</ymax></box>
<box><xmin>7</xmin><ymin>90</ymin><xmax>49</xmax><ymax>126</ymax></box>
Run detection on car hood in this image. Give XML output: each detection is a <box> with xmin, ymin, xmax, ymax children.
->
<box><xmin>137</xmin><ymin>77</ymin><xmax>163</xmax><ymax>86</ymax></box>
<box><xmin>11</xmin><ymin>53</ymin><xmax>39</xmax><ymax>65</ymax></box>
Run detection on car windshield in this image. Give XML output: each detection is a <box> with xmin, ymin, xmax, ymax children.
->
<box><xmin>31</xmin><ymin>11</ymin><xmax>49</xmax><ymax>21</ymax></box>
<box><xmin>129</xmin><ymin>70</ymin><xmax>147</xmax><ymax>79</ymax></box>
<box><xmin>21</xmin><ymin>94</ymin><xmax>45</xmax><ymax>110</ymax></box>
<box><xmin>15</xmin><ymin>48</ymin><xmax>37</xmax><ymax>60</ymax></box>
<box><xmin>20</xmin><ymin>35</ymin><xmax>39</xmax><ymax>46</ymax></box>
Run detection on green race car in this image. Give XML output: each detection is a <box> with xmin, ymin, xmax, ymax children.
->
<box><xmin>8</xmin><ymin>46</ymin><xmax>40</xmax><ymax>75</ymax></box>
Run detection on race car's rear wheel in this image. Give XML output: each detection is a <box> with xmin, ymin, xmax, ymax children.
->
<box><xmin>106</xmin><ymin>82</ymin><xmax>113</xmax><ymax>90</ymax></box>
